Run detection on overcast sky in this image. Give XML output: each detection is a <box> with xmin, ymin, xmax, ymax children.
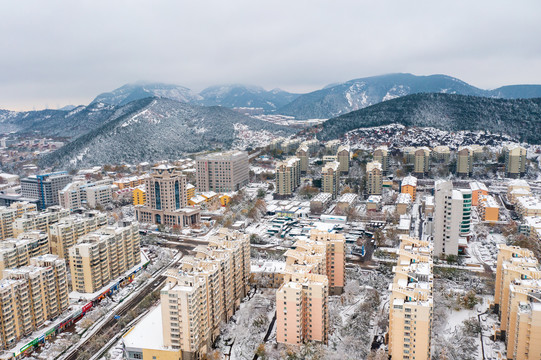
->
<box><xmin>1</xmin><ymin>0</ymin><xmax>540</xmax><ymax>110</ymax></box>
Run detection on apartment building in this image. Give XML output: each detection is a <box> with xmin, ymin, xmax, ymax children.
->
<box><xmin>296</xmin><ymin>145</ymin><xmax>309</xmax><ymax>173</ymax></box>
<box><xmin>196</xmin><ymin>151</ymin><xmax>249</xmax><ymax>192</ymax></box>
<box><xmin>431</xmin><ymin>145</ymin><xmax>450</xmax><ymax>163</ymax></box>
<box><xmin>504</xmin><ymin>144</ymin><xmax>527</xmax><ymax>177</ymax></box>
<box><xmin>366</xmin><ymin>161</ymin><xmax>383</xmax><ymax>195</ymax></box>
<box><xmin>401</xmin><ymin>175</ymin><xmax>417</xmax><ymax>202</ymax></box>
<box><xmin>413</xmin><ymin>147</ymin><xmax>430</xmax><ymax>175</ymax></box>
<box><xmin>20</xmin><ymin>172</ymin><xmax>72</xmax><ymax>209</ymax></box>
<box><xmin>186</xmin><ymin>183</ymin><xmax>195</xmax><ymax>200</ymax></box>
<box><xmin>269</xmin><ymin>137</ymin><xmax>284</xmax><ymax>152</ymax></box>
<box><xmin>456</xmin><ymin>146</ymin><xmax>474</xmax><ymax>176</ymax></box>
<box><xmin>275</xmin><ymin>230</ymin><xmax>345</xmax><ymax>346</ymax></box>
<box><xmin>0</xmin><ymin>255</ymin><xmax>68</xmax><ymax>350</ymax></box>
<box><xmin>519</xmin><ymin>216</ymin><xmax>541</xmax><ymax>240</ymax></box>
<box><xmin>507</xmin><ymin>179</ymin><xmax>532</xmax><ymax>204</ymax></box>
<box><xmin>132</xmin><ymin>185</ymin><xmax>146</xmax><ymax>206</ymax></box>
<box><xmin>135</xmin><ymin>165</ymin><xmax>200</xmax><ymax>227</ymax></box>
<box><xmin>388</xmin><ymin>235</ymin><xmax>433</xmax><ymax>360</ymax></box>
<box><xmin>478</xmin><ymin>195</ymin><xmax>499</xmax><ymax>223</ymax></box>
<box><xmin>0</xmin><ymin>231</ymin><xmax>49</xmax><ymax>276</ymax></box>
<box><xmin>403</xmin><ymin>147</ymin><xmax>416</xmax><ymax>164</ymax></box>
<box><xmin>276</xmin><ymin>272</ymin><xmax>329</xmax><ymax>345</ymax></box>
<box><xmin>49</xmin><ymin>211</ymin><xmax>108</xmax><ymax>260</ymax></box>
<box><xmin>12</xmin><ymin>206</ymin><xmax>70</xmax><ymax>237</ymax></box>
<box><xmin>126</xmin><ymin>229</ymin><xmax>251</xmax><ymax>360</ymax></box>
<box><xmin>281</xmin><ymin>139</ymin><xmax>301</xmax><ymax>154</ymax></box>
<box><xmin>469</xmin><ymin>181</ymin><xmax>488</xmax><ymax>206</ymax></box>
<box><xmin>59</xmin><ymin>178</ymin><xmax>113</xmax><ymax>210</ymax></box>
<box><xmin>494</xmin><ymin>245</ymin><xmax>541</xmax><ymax>360</ymax></box>
<box><xmin>373</xmin><ymin>146</ymin><xmax>389</xmax><ymax>174</ymax></box>
<box><xmin>276</xmin><ymin>157</ymin><xmax>301</xmax><ymax>197</ymax></box>
<box><xmin>69</xmin><ymin>221</ymin><xmax>140</xmax><ymax>293</ymax></box>
<box><xmin>337</xmin><ymin>145</ymin><xmax>350</xmax><ymax>174</ymax></box>
<box><xmin>0</xmin><ymin>202</ymin><xmax>37</xmax><ymax>240</ymax></box>
<box><xmin>433</xmin><ymin>180</ymin><xmax>472</xmax><ymax>256</ymax></box>
<box><xmin>322</xmin><ymin>161</ymin><xmax>340</xmax><ymax>198</ymax></box>
<box><xmin>397</xmin><ymin>193</ymin><xmax>412</xmax><ymax>215</ymax></box>
<box><xmin>325</xmin><ymin>139</ymin><xmax>340</xmax><ymax>154</ymax></box>
<box><xmin>515</xmin><ymin>196</ymin><xmax>541</xmax><ymax>219</ymax></box>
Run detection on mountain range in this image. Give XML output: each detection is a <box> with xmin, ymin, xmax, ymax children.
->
<box><xmin>38</xmin><ymin>98</ymin><xmax>294</xmax><ymax>168</ymax></box>
<box><xmin>316</xmin><ymin>93</ymin><xmax>541</xmax><ymax>144</ymax></box>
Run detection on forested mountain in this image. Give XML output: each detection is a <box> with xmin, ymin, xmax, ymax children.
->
<box><xmin>316</xmin><ymin>93</ymin><xmax>541</xmax><ymax>144</ymax></box>
<box><xmin>277</xmin><ymin>73</ymin><xmax>541</xmax><ymax>119</ymax></box>
<box><xmin>39</xmin><ymin>98</ymin><xmax>294</xmax><ymax>168</ymax></box>
<box><xmin>91</xmin><ymin>82</ymin><xmax>203</xmax><ymax>106</ymax></box>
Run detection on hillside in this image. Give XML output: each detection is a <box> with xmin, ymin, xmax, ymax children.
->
<box><xmin>277</xmin><ymin>73</ymin><xmax>541</xmax><ymax>119</ymax></box>
<box><xmin>316</xmin><ymin>93</ymin><xmax>541</xmax><ymax>144</ymax></box>
<box><xmin>91</xmin><ymin>82</ymin><xmax>202</xmax><ymax>106</ymax></box>
<box><xmin>199</xmin><ymin>85</ymin><xmax>299</xmax><ymax>111</ymax></box>
<box><xmin>39</xmin><ymin>98</ymin><xmax>295</xmax><ymax>168</ymax></box>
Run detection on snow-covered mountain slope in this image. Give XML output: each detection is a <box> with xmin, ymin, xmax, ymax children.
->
<box><xmin>198</xmin><ymin>84</ymin><xmax>299</xmax><ymax>111</ymax></box>
<box><xmin>91</xmin><ymin>82</ymin><xmax>202</xmax><ymax>106</ymax></box>
<box><xmin>277</xmin><ymin>73</ymin><xmax>541</xmax><ymax>119</ymax></box>
<box><xmin>39</xmin><ymin>97</ymin><xmax>295</xmax><ymax>168</ymax></box>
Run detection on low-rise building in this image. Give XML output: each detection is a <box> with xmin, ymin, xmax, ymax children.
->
<box><xmin>401</xmin><ymin>175</ymin><xmax>417</xmax><ymax>201</ymax></box>
<box><xmin>515</xmin><ymin>196</ymin><xmax>541</xmax><ymax>218</ymax></box>
<box><xmin>396</xmin><ymin>193</ymin><xmax>412</xmax><ymax>215</ymax></box>
<box><xmin>310</xmin><ymin>192</ymin><xmax>333</xmax><ymax>214</ymax></box>
<box><xmin>469</xmin><ymin>181</ymin><xmax>488</xmax><ymax>206</ymax></box>
<box><xmin>132</xmin><ymin>185</ymin><xmax>146</xmax><ymax>206</ymax></box>
<box><xmin>478</xmin><ymin>195</ymin><xmax>499</xmax><ymax>223</ymax></box>
<box><xmin>336</xmin><ymin>193</ymin><xmax>358</xmax><ymax>214</ymax></box>
<box><xmin>507</xmin><ymin>179</ymin><xmax>532</xmax><ymax>204</ymax></box>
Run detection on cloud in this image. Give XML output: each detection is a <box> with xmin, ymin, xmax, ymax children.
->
<box><xmin>0</xmin><ymin>0</ymin><xmax>540</xmax><ymax>110</ymax></box>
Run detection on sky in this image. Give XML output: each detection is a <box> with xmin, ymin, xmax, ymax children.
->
<box><xmin>1</xmin><ymin>0</ymin><xmax>541</xmax><ymax>110</ymax></box>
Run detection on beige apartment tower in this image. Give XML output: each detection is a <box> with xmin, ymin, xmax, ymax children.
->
<box><xmin>337</xmin><ymin>145</ymin><xmax>350</xmax><ymax>174</ymax></box>
<box><xmin>388</xmin><ymin>235</ymin><xmax>433</xmax><ymax>360</ymax></box>
<box><xmin>366</xmin><ymin>161</ymin><xmax>383</xmax><ymax>195</ymax></box>
<box><xmin>494</xmin><ymin>245</ymin><xmax>541</xmax><ymax>360</ymax></box>
<box><xmin>322</xmin><ymin>161</ymin><xmax>340</xmax><ymax>199</ymax></box>
<box><xmin>0</xmin><ymin>202</ymin><xmax>37</xmax><ymax>240</ymax></box>
<box><xmin>373</xmin><ymin>146</ymin><xmax>389</xmax><ymax>175</ymax></box>
<box><xmin>0</xmin><ymin>231</ymin><xmax>49</xmax><ymax>276</ymax></box>
<box><xmin>296</xmin><ymin>145</ymin><xmax>309</xmax><ymax>173</ymax></box>
<box><xmin>456</xmin><ymin>146</ymin><xmax>474</xmax><ymax>176</ymax></box>
<box><xmin>504</xmin><ymin>144</ymin><xmax>527</xmax><ymax>177</ymax></box>
<box><xmin>414</xmin><ymin>147</ymin><xmax>430</xmax><ymax>175</ymax></box>
<box><xmin>159</xmin><ymin>229</ymin><xmax>250</xmax><ymax>360</ymax></box>
<box><xmin>196</xmin><ymin>151</ymin><xmax>249</xmax><ymax>192</ymax></box>
<box><xmin>276</xmin><ymin>157</ymin><xmax>301</xmax><ymax>196</ymax></box>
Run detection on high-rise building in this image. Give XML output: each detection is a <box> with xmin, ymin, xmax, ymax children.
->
<box><xmin>413</xmin><ymin>147</ymin><xmax>430</xmax><ymax>175</ymax></box>
<box><xmin>0</xmin><ymin>255</ymin><xmax>68</xmax><ymax>350</ymax></box>
<box><xmin>322</xmin><ymin>161</ymin><xmax>340</xmax><ymax>198</ymax></box>
<box><xmin>366</xmin><ymin>161</ymin><xmax>383</xmax><ymax>195</ymax></box>
<box><xmin>494</xmin><ymin>245</ymin><xmax>541</xmax><ymax>360</ymax></box>
<box><xmin>0</xmin><ymin>231</ymin><xmax>49</xmax><ymax>276</ymax></box>
<box><xmin>337</xmin><ymin>145</ymin><xmax>350</xmax><ymax>174</ymax></box>
<box><xmin>433</xmin><ymin>181</ymin><xmax>472</xmax><ymax>256</ymax></box>
<box><xmin>373</xmin><ymin>146</ymin><xmax>389</xmax><ymax>175</ymax></box>
<box><xmin>48</xmin><ymin>211</ymin><xmax>108</xmax><ymax>260</ymax></box>
<box><xmin>504</xmin><ymin>144</ymin><xmax>527</xmax><ymax>177</ymax></box>
<box><xmin>196</xmin><ymin>151</ymin><xmax>249</xmax><ymax>193</ymax></box>
<box><xmin>0</xmin><ymin>202</ymin><xmax>37</xmax><ymax>240</ymax></box>
<box><xmin>296</xmin><ymin>145</ymin><xmax>309</xmax><ymax>173</ymax></box>
<box><xmin>276</xmin><ymin>157</ymin><xmax>301</xmax><ymax>196</ymax></box>
<box><xmin>69</xmin><ymin>221</ymin><xmax>140</xmax><ymax>293</ymax></box>
<box><xmin>59</xmin><ymin>179</ymin><xmax>113</xmax><ymax>210</ymax></box>
<box><xmin>21</xmin><ymin>172</ymin><xmax>72</xmax><ymax>209</ymax></box>
<box><xmin>135</xmin><ymin>165</ymin><xmax>200</xmax><ymax>227</ymax></box>
<box><xmin>154</xmin><ymin>229</ymin><xmax>249</xmax><ymax>360</ymax></box>
<box><xmin>388</xmin><ymin>235</ymin><xmax>433</xmax><ymax>360</ymax></box>
<box><xmin>432</xmin><ymin>145</ymin><xmax>450</xmax><ymax>163</ymax></box>
<box><xmin>277</xmin><ymin>230</ymin><xmax>345</xmax><ymax>346</ymax></box>
<box><xmin>456</xmin><ymin>146</ymin><xmax>474</xmax><ymax>176</ymax></box>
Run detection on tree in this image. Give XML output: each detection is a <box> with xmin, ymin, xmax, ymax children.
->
<box><xmin>257</xmin><ymin>188</ymin><xmax>266</xmax><ymax>199</ymax></box>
